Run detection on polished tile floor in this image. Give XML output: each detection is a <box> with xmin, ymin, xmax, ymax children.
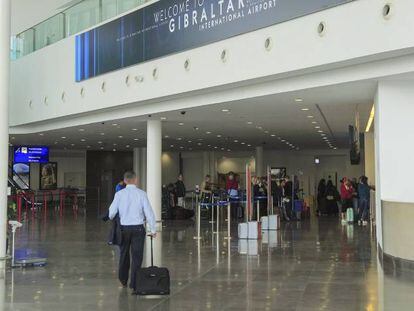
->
<box><xmin>2</xmin><ymin>210</ymin><xmax>414</xmax><ymax>311</ymax></box>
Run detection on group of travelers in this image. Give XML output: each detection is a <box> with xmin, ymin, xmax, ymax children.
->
<box><xmin>317</xmin><ymin>175</ymin><xmax>373</xmax><ymax>225</ymax></box>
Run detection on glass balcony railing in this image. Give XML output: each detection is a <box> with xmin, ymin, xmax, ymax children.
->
<box><xmin>10</xmin><ymin>0</ymin><xmax>149</xmax><ymax>60</ymax></box>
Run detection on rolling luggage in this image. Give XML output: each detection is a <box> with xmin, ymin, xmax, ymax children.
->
<box><xmin>268</xmin><ymin>215</ymin><xmax>280</xmax><ymax>230</ymax></box>
<box><xmin>260</xmin><ymin>216</ymin><xmax>269</xmax><ymax>230</ymax></box>
<box><xmin>135</xmin><ymin>236</ymin><xmax>170</xmax><ymax>295</ymax></box>
<box><xmin>248</xmin><ymin>221</ymin><xmax>259</xmax><ymax>239</ymax></box>
<box><xmin>238</xmin><ymin>223</ymin><xmax>248</xmax><ymax>239</ymax></box>
<box><xmin>346</xmin><ymin>208</ymin><xmax>354</xmax><ymax>224</ymax></box>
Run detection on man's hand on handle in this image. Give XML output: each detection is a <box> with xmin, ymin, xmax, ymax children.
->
<box><xmin>148</xmin><ymin>233</ymin><xmax>157</xmax><ymax>238</ymax></box>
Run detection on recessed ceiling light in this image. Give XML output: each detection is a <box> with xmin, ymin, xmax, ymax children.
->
<box><xmin>178</xmin><ymin>122</ymin><xmax>184</xmax><ymax>126</ymax></box>
<box><xmin>113</xmin><ymin>149</ymin><xmax>116</xmax><ymax>152</ymax></box>
<box><xmin>87</xmin><ymin>145</ymin><xmax>91</xmax><ymax>148</ymax></box>
<box><xmin>11</xmin><ymin>137</ymin><xmax>15</xmax><ymax>140</ymax></box>
<box><xmin>234</xmin><ymin>140</ymin><xmax>239</xmax><ymax>143</ymax></box>
<box><xmin>281</xmin><ymin>139</ymin><xmax>286</xmax><ymax>142</ymax></box>
<box><xmin>100</xmin><ymin>147</ymin><xmax>104</xmax><ymax>150</ymax></box>
<box><xmin>98</xmin><ymin>141</ymin><xmax>103</xmax><ymax>144</ymax></box>
<box><xmin>61</xmin><ymin>136</ymin><xmax>66</xmax><ymax>139</ymax></box>
<box><xmin>247</xmin><ymin>121</ymin><xmax>253</xmax><ymax>125</ymax></box>
<box><xmin>54</xmin><ymin>141</ymin><xmax>58</xmax><ymax>144</ymax></box>
<box><xmin>317</xmin><ymin>130</ymin><xmax>323</xmax><ymax>133</ymax></box>
<box><xmin>206</xmin><ymin>131</ymin><xmax>211</xmax><ymax>134</ymax></box>
<box><xmin>197</xmin><ymin>143</ymin><xmax>202</xmax><ymax>146</ymax></box>
<box><xmin>241</xmin><ymin>142</ymin><xmax>245</xmax><ymax>145</ymax></box>
<box><xmin>164</xmin><ymin>135</ymin><xmax>169</xmax><ymax>138</ymax></box>
<box><xmin>113</xmin><ymin>143</ymin><xmax>118</xmax><ymax>146</ymax></box>
<box><xmin>221</xmin><ymin>109</ymin><xmax>230</xmax><ymax>112</ymax></box>
<box><xmin>217</xmin><ymin>134</ymin><xmax>222</xmax><ymax>138</ymax></box>
<box><xmin>314</xmin><ymin>126</ymin><xmax>320</xmax><ymax>129</ymax></box>
<box><xmin>247</xmin><ymin>144</ymin><xmax>251</xmax><ymax>147</ymax></box>
<box><xmin>333</xmin><ymin>147</ymin><xmax>337</xmax><ymax>150</ymax></box>
<box><xmin>79</xmin><ymin>129</ymin><xmax>85</xmax><ymax>132</ymax></box>
<box><xmin>301</xmin><ymin>108</ymin><xmax>309</xmax><ymax>111</ymax></box>
<box><xmin>271</xmin><ymin>134</ymin><xmax>276</xmax><ymax>137</ymax></box>
<box><xmin>100</xmin><ymin>133</ymin><xmax>105</xmax><ymax>136</ymax></box>
<box><xmin>126</xmin><ymin>145</ymin><xmax>130</xmax><ymax>148</ymax></box>
<box><xmin>71</xmin><ymin>144</ymin><xmax>75</xmax><ymax>146</ymax></box>
<box><xmin>80</xmin><ymin>139</ymin><xmax>86</xmax><ymax>142</ymax></box>
<box><xmin>307</xmin><ymin>115</ymin><xmax>314</xmax><ymax>119</ymax></box>
<box><xmin>312</xmin><ymin>121</ymin><xmax>318</xmax><ymax>124</ymax></box>
<box><xmin>214</xmin><ymin>146</ymin><xmax>218</xmax><ymax>149</ymax></box>
<box><xmin>112</xmin><ymin>123</ymin><xmax>118</xmax><ymax>126</ymax></box>
<box><xmin>221</xmin><ymin>148</ymin><xmax>225</xmax><ymax>150</ymax></box>
<box><xmin>160</xmin><ymin>117</ymin><xmax>167</xmax><ymax>120</ymax></box>
<box><xmin>295</xmin><ymin>98</ymin><xmax>303</xmax><ymax>102</ymax></box>
<box><xmin>134</xmin><ymin>138</ymin><xmax>139</xmax><ymax>141</ymax></box>
<box><xmin>194</xmin><ymin>127</ymin><xmax>199</xmax><ymax>131</ymax></box>
<box><xmin>118</xmin><ymin>136</ymin><xmax>123</xmax><ymax>138</ymax></box>
<box><xmin>207</xmin><ymin>144</ymin><xmax>211</xmax><ymax>147</ymax></box>
<box><xmin>321</xmin><ymin>133</ymin><xmax>327</xmax><ymax>137</ymax></box>
<box><xmin>132</xmin><ymin>128</ymin><xmax>138</xmax><ymax>131</ymax></box>
<box><xmin>177</xmin><ymin>138</ymin><xmax>182</xmax><ymax>141</ymax></box>
<box><xmin>170</xmin><ymin>145</ymin><xmax>174</xmax><ymax>147</ymax></box>
<box><xmin>180</xmin><ymin>146</ymin><xmax>184</xmax><ymax>149</ymax></box>
<box><xmin>188</xmin><ymin>140</ymin><xmax>192</xmax><ymax>143</ymax></box>
<box><xmin>264</xmin><ymin>130</ymin><xmax>269</xmax><ymax>134</ymax></box>
<box><xmin>227</xmin><ymin>149</ymin><xmax>231</xmax><ymax>151</ymax></box>
<box><xmin>257</xmin><ymin>126</ymin><xmax>263</xmax><ymax>130</ymax></box>
<box><xmin>39</xmin><ymin>133</ymin><xmax>44</xmax><ymax>136</ymax></box>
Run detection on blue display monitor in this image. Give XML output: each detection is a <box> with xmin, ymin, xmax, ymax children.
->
<box><xmin>14</xmin><ymin>146</ymin><xmax>49</xmax><ymax>163</ymax></box>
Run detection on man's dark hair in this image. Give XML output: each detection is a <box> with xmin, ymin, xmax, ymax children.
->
<box><xmin>124</xmin><ymin>171</ymin><xmax>136</xmax><ymax>181</ymax></box>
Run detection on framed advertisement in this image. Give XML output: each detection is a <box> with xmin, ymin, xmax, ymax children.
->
<box><xmin>39</xmin><ymin>162</ymin><xmax>58</xmax><ymax>190</ymax></box>
<box><xmin>271</xmin><ymin>167</ymin><xmax>287</xmax><ymax>179</ymax></box>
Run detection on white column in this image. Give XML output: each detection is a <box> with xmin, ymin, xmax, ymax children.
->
<box><xmin>147</xmin><ymin>120</ymin><xmax>162</xmax><ymax>228</ymax></box>
<box><xmin>133</xmin><ymin>147</ymin><xmax>147</xmax><ymax>190</ymax></box>
<box><xmin>255</xmin><ymin>146</ymin><xmax>264</xmax><ymax>177</ymax></box>
<box><xmin>202</xmin><ymin>151</ymin><xmax>209</xmax><ymax>178</ymax></box>
<box><xmin>0</xmin><ymin>0</ymin><xmax>11</xmax><ymax>259</ymax></box>
<box><xmin>209</xmin><ymin>151</ymin><xmax>216</xmax><ymax>182</ymax></box>
<box><xmin>375</xmin><ymin>80</ymin><xmax>414</xmax><ymax>261</ymax></box>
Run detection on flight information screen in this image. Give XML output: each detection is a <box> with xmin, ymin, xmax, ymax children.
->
<box><xmin>14</xmin><ymin>146</ymin><xmax>49</xmax><ymax>163</ymax></box>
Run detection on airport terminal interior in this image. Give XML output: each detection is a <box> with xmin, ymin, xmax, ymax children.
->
<box><xmin>1</xmin><ymin>0</ymin><xmax>414</xmax><ymax>310</ymax></box>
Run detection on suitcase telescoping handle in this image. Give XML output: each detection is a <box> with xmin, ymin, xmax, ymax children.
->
<box><xmin>148</xmin><ymin>234</ymin><xmax>154</xmax><ymax>267</ymax></box>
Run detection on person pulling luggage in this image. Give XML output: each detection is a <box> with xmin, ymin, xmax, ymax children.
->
<box><xmin>108</xmin><ymin>171</ymin><xmax>157</xmax><ymax>292</ymax></box>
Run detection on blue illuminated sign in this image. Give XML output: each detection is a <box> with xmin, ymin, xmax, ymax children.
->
<box><xmin>14</xmin><ymin>146</ymin><xmax>49</xmax><ymax>163</ymax></box>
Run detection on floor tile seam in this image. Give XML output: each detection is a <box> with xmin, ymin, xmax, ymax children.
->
<box><xmin>147</xmin><ymin>244</ymin><xmax>241</xmax><ymax>311</ymax></box>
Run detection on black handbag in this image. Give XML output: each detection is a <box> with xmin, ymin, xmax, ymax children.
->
<box><xmin>134</xmin><ymin>236</ymin><xmax>170</xmax><ymax>295</ymax></box>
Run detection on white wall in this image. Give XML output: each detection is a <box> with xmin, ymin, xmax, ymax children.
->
<box><xmin>161</xmin><ymin>152</ymin><xmax>179</xmax><ymax>186</ymax></box>
<box><xmin>29</xmin><ymin>149</ymin><xmax>86</xmax><ymax>190</ymax></box>
<box><xmin>376</xmin><ymin>80</ymin><xmax>414</xmax><ymax>203</ymax></box>
<box><xmin>10</xmin><ymin>0</ymin><xmax>414</xmax><ymax>131</ymax></box>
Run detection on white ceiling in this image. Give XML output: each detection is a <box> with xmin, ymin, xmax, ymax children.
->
<box><xmin>10</xmin><ymin>81</ymin><xmax>375</xmax><ymax>152</ymax></box>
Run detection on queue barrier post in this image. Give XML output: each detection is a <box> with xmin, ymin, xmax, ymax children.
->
<box><xmin>193</xmin><ymin>198</ymin><xmax>202</xmax><ymax>240</ymax></box>
<box><xmin>224</xmin><ymin>201</ymin><xmax>231</xmax><ymax>240</ymax></box>
<box><xmin>257</xmin><ymin>200</ymin><xmax>260</xmax><ymax>222</ymax></box>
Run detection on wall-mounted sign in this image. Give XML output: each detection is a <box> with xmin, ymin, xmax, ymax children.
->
<box><xmin>75</xmin><ymin>0</ymin><xmax>354</xmax><ymax>81</ymax></box>
<box><xmin>14</xmin><ymin>146</ymin><xmax>49</xmax><ymax>163</ymax></box>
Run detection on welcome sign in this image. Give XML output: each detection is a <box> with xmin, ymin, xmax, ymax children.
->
<box><xmin>75</xmin><ymin>0</ymin><xmax>354</xmax><ymax>81</ymax></box>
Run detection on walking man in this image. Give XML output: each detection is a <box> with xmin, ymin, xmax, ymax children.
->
<box><xmin>108</xmin><ymin>171</ymin><xmax>157</xmax><ymax>291</ymax></box>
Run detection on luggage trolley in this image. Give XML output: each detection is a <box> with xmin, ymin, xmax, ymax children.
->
<box><xmin>9</xmin><ymin>220</ymin><xmax>47</xmax><ymax>268</ymax></box>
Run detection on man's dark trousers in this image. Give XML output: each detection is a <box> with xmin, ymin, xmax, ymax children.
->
<box><xmin>119</xmin><ymin>225</ymin><xmax>146</xmax><ymax>289</ymax></box>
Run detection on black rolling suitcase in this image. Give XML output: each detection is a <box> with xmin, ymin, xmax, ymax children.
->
<box><xmin>135</xmin><ymin>236</ymin><xmax>170</xmax><ymax>295</ymax></box>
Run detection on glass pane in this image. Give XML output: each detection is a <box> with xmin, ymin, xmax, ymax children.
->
<box><xmin>118</xmin><ymin>0</ymin><xmax>143</xmax><ymax>14</ymax></box>
<box><xmin>34</xmin><ymin>14</ymin><xmax>65</xmax><ymax>51</ymax></box>
<box><xmin>15</xmin><ymin>29</ymin><xmax>35</xmax><ymax>57</ymax></box>
<box><xmin>65</xmin><ymin>0</ymin><xmax>100</xmax><ymax>36</ymax></box>
<box><xmin>102</xmin><ymin>0</ymin><xmax>118</xmax><ymax>21</ymax></box>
